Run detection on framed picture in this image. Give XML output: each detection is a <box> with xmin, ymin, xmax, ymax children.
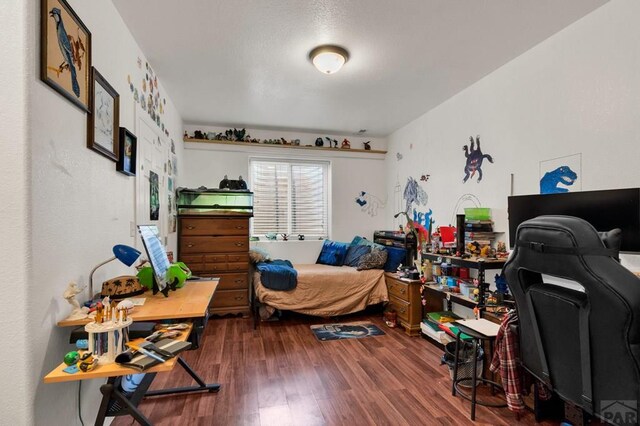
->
<box><xmin>88</xmin><ymin>68</ymin><xmax>120</xmax><ymax>161</ymax></box>
<box><xmin>116</xmin><ymin>128</ymin><xmax>137</xmax><ymax>176</ymax></box>
<box><xmin>40</xmin><ymin>0</ymin><xmax>91</xmax><ymax>112</ymax></box>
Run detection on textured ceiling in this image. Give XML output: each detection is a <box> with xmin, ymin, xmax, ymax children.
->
<box><xmin>113</xmin><ymin>0</ymin><xmax>606</xmax><ymax>137</ymax></box>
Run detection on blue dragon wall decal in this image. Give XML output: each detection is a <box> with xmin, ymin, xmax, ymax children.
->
<box><xmin>540</xmin><ymin>166</ymin><xmax>577</xmax><ymax>194</ymax></box>
<box><xmin>463</xmin><ymin>135</ymin><xmax>494</xmax><ymax>183</ymax></box>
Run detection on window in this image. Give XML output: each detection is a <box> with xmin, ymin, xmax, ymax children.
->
<box><xmin>249</xmin><ymin>158</ymin><xmax>330</xmax><ymax>238</ymax></box>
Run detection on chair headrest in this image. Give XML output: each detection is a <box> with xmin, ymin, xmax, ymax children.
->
<box><xmin>598</xmin><ymin>228</ymin><xmax>622</xmax><ymax>261</ymax></box>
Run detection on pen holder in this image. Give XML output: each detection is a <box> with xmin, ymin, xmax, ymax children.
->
<box><xmin>85</xmin><ymin>318</ymin><xmax>132</xmax><ymax>364</ymax></box>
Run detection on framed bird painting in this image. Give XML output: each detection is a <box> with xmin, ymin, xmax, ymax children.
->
<box><xmin>40</xmin><ymin>0</ymin><xmax>91</xmax><ymax>112</ymax></box>
<box><xmin>87</xmin><ymin>68</ymin><xmax>120</xmax><ymax>161</ymax></box>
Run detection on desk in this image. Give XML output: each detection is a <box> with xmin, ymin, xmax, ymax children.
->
<box><xmin>44</xmin><ymin>280</ymin><xmax>219</xmax><ymax>426</ymax></box>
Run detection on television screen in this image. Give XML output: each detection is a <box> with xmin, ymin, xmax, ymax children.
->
<box><xmin>508</xmin><ymin>188</ymin><xmax>640</xmax><ymax>252</ymax></box>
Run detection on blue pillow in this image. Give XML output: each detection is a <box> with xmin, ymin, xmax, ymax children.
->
<box><xmin>351</xmin><ymin>235</ymin><xmax>385</xmax><ymax>250</ymax></box>
<box><xmin>383</xmin><ymin>246</ymin><xmax>407</xmax><ymax>272</ymax></box>
<box><xmin>343</xmin><ymin>244</ymin><xmax>371</xmax><ymax>267</ymax></box>
<box><xmin>316</xmin><ymin>240</ymin><xmax>349</xmax><ymax>266</ymax></box>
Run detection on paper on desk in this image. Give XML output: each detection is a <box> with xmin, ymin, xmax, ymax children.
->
<box><xmin>456</xmin><ymin>319</ymin><xmax>500</xmax><ymax>337</ymax></box>
<box><xmin>127</xmin><ymin>298</ymin><xmax>146</xmax><ymax>306</ymax></box>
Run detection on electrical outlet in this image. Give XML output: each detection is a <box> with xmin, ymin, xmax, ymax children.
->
<box><xmin>130</xmin><ymin>221</ymin><xmax>136</xmax><ymax>237</ymax></box>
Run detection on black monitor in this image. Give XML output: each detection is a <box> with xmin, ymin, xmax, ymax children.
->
<box><xmin>137</xmin><ymin>225</ymin><xmax>171</xmax><ymax>290</ymax></box>
<box><xmin>508</xmin><ymin>188</ymin><xmax>640</xmax><ymax>252</ymax></box>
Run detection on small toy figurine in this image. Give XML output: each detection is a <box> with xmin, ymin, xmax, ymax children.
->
<box><xmin>292</xmin><ymin>139</ymin><xmax>301</xmax><ymax>146</ymax></box>
<box><xmin>341</xmin><ymin>139</ymin><xmax>351</xmax><ymax>149</ymax></box>
<box><xmin>281</xmin><ymin>138</ymin><xmax>289</xmax><ymax>145</ymax></box>
<box><xmin>64</xmin><ymin>351</ymin><xmax>80</xmax><ymax>366</ymax></box>
<box><xmin>63</xmin><ymin>282</ymin><xmax>89</xmax><ymax>320</ymax></box>
<box><xmin>265</xmin><ymin>233</ymin><xmax>277</xmax><ymax>241</ymax></box>
<box><xmin>193</xmin><ymin>130</ymin><xmax>205</xmax><ymax>139</ymax></box>
<box><xmin>281</xmin><ymin>233</ymin><xmax>289</xmax><ymax>241</ymax></box>
<box><xmin>325</xmin><ymin>137</ymin><xmax>338</xmax><ymax>148</ymax></box>
<box><xmin>78</xmin><ymin>352</ymin><xmax>98</xmax><ymax>372</ymax></box>
<box><xmin>363</xmin><ymin>141</ymin><xmax>371</xmax><ymax>150</ymax></box>
<box><xmin>315</xmin><ymin>137</ymin><xmax>324</xmax><ymax>147</ymax></box>
<box><xmin>184</xmin><ymin>131</ymin><xmax>189</xmax><ymax>139</ymax></box>
<box><xmin>298</xmin><ymin>234</ymin><xmax>305</xmax><ymax>240</ymax></box>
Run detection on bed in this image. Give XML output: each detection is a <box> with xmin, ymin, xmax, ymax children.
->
<box><xmin>253</xmin><ymin>263</ymin><xmax>388</xmax><ymax>318</ymax></box>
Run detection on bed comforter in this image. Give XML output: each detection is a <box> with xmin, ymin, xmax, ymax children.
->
<box><xmin>254</xmin><ymin>263</ymin><xmax>388</xmax><ymax>317</ymax></box>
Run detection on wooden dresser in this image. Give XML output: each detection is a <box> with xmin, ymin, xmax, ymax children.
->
<box><xmin>178</xmin><ymin>215</ymin><xmax>251</xmax><ymax>317</ymax></box>
<box><xmin>384</xmin><ymin>272</ymin><xmax>422</xmax><ymax>336</ymax></box>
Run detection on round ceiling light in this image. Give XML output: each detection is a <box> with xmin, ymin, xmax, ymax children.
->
<box><xmin>309</xmin><ymin>45</ymin><xmax>349</xmax><ymax>75</ymax></box>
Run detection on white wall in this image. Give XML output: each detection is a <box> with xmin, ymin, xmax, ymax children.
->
<box><xmin>182</xmin><ymin>125</ymin><xmax>388</xmax><ymax>262</ymax></box>
<box><xmin>385</xmin><ymin>0</ymin><xmax>640</xmax><ymax>271</ymax></box>
<box><xmin>0</xmin><ymin>1</ymin><xmax>31</xmax><ymax>424</ymax></box>
<box><xmin>25</xmin><ymin>1</ymin><xmax>184</xmax><ymax>424</ymax></box>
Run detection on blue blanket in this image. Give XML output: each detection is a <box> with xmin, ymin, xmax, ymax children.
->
<box><xmin>256</xmin><ymin>260</ymin><xmax>297</xmax><ymax>291</ymax></box>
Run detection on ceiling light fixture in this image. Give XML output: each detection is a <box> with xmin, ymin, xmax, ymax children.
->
<box><xmin>309</xmin><ymin>45</ymin><xmax>349</xmax><ymax>75</ymax></box>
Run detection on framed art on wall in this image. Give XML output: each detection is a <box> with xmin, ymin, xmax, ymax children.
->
<box><xmin>40</xmin><ymin>0</ymin><xmax>91</xmax><ymax>112</ymax></box>
<box><xmin>116</xmin><ymin>128</ymin><xmax>137</xmax><ymax>176</ymax></box>
<box><xmin>88</xmin><ymin>68</ymin><xmax>120</xmax><ymax>161</ymax></box>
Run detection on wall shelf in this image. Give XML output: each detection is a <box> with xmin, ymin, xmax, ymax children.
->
<box><xmin>183</xmin><ymin>137</ymin><xmax>387</xmax><ymax>155</ymax></box>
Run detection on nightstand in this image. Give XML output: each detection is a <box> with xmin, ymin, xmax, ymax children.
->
<box><xmin>384</xmin><ymin>272</ymin><xmax>422</xmax><ymax>336</ymax></box>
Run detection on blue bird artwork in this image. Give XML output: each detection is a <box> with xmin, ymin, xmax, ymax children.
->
<box><xmin>49</xmin><ymin>7</ymin><xmax>80</xmax><ymax>97</ymax></box>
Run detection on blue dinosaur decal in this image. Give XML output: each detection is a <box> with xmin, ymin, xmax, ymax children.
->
<box><xmin>413</xmin><ymin>208</ymin><xmax>433</xmax><ymax>228</ymax></box>
<box><xmin>540</xmin><ymin>166</ymin><xmax>577</xmax><ymax>194</ymax></box>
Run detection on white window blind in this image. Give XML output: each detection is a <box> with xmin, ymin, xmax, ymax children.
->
<box><xmin>250</xmin><ymin>159</ymin><xmax>329</xmax><ymax>238</ymax></box>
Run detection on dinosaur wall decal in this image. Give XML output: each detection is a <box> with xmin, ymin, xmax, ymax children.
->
<box><xmin>462</xmin><ymin>135</ymin><xmax>494</xmax><ymax>183</ymax></box>
<box><xmin>540</xmin><ymin>166</ymin><xmax>577</xmax><ymax>194</ymax></box>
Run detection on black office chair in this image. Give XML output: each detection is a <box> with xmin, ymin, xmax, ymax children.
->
<box><xmin>503</xmin><ymin>215</ymin><xmax>640</xmax><ymax>420</ymax></box>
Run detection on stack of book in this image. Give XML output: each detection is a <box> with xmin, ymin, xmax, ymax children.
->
<box><xmin>464</xmin><ymin>219</ymin><xmax>495</xmax><ymax>247</ymax></box>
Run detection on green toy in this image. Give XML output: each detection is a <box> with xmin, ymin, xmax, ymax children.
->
<box><xmin>64</xmin><ymin>351</ymin><xmax>80</xmax><ymax>366</ymax></box>
<box><xmin>137</xmin><ymin>262</ymin><xmax>191</xmax><ymax>290</ymax></box>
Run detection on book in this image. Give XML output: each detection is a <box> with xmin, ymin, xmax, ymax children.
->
<box><xmin>117</xmin><ymin>338</ymin><xmax>191</xmax><ymax>371</ymax></box>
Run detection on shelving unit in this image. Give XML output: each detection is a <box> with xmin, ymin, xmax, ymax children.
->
<box><xmin>421</xmin><ymin>253</ymin><xmax>506</xmax><ymax>311</ymax></box>
<box><xmin>184</xmin><ymin>137</ymin><xmax>387</xmax><ymax>155</ymax></box>
<box><xmin>374</xmin><ymin>230</ymin><xmax>416</xmax><ymax>266</ymax></box>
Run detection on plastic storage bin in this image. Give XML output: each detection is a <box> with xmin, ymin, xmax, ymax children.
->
<box><xmin>464</xmin><ymin>207</ymin><xmax>491</xmax><ymax>221</ymax></box>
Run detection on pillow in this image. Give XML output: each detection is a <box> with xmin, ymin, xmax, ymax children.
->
<box><xmin>316</xmin><ymin>240</ymin><xmax>349</xmax><ymax>266</ymax></box>
<box><xmin>249</xmin><ymin>247</ymin><xmax>271</xmax><ymax>264</ymax></box>
<box><xmin>351</xmin><ymin>235</ymin><xmax>385</xmax><ymax>250</ymax></box>
<box><xmin>384</xmin><ymin>246</ymin><xmax>407</xmax><ymax>272</ymax></box>
<box><xmin>343</xmin><ymin>244</ymin><xmax>371</xmax><ymax>267</ymax></box>
<box><xmin>356</xmin><ymin>248</ymin><xmax>388</xmax><ymax>271</ymax></box>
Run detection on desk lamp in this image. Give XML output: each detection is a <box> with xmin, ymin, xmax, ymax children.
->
<box><xmin>88</xmin><ymin>244</ymin><xmax>141</xmax><ymax>301</ymax></box>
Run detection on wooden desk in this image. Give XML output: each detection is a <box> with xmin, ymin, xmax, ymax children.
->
<box><xmin>45</xmin><ymin>279</ymin><xmax>220</xmax><ymax>426</ymax></box>
<box><xmin>57</xmin><ymin>280</ymin><xmax>218</xmax><ymax>327</ymax></box>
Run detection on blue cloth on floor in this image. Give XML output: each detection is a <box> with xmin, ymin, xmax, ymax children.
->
<box><xmin>256</xmin><ymin>260</ymin><xmax>297</xmax><ymax>291</ymax></box>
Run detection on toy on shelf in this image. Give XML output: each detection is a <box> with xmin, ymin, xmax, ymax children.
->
<box><xmin>63</xmin><ymin>282</ymin><xmax>89</xmax><ymax>320</ymax></box>
<box><xmin>341</xmin><ymin>138</ymin><xmax>351</xmax><ymax>149</ymax></box>
<box><xmin>315</xmin><ymin>137</ymin><xmax>324</xmax><ymax>147</ymax></box>
<box><xmin>363</xmin><ymin>141</ymin><xmax>371</xmax><ymax>150</ymax></box>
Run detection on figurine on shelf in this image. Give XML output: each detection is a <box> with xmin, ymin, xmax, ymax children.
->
<box><xmin>193</xmin><ymin>130</ymin><xmax>205</xmax><ymax>139</ymax></box>
<box><xmin>479</xmin><ymin>245</ymin><xmax>492</xmax><ymax>258</ymax></box>
<box><xmin>281</xmin><ymin>233</ymin><xmax>289</xmax><ymax>241</ymax></box>
<box><xmin>184</xmin><ymin>130</ymin><xmax>189</xmax><ymax>139</ymax></box>
<box><xmin>325</xmin><ymin>137</ymin><xmax>338</xmax><ymax>148</ymax></box>
<box><xmin>298</xmin><ymin>234</ymin><xmax>305</xmax><ymax>240</ymax></box>
<box><xmin>265</xmin><ymin>233</ymin><xmax>277</xmax><ymax>241</ymax></box>
<box><xmin>233</xmin><ymin>128</ymin><xmax>246</xmax><ymax>141</ymax></box>
<box><xmin>466</xmin><ymin>241</ymin><xmax>481</xmax><ymax>256</ymax></box>
<box><xmin>341</xmin><ymin>139</ymin><xmax>351</xmax><ymax>149</ymax></box>
<box><xmin>63</xmin><ymin>282</ymin><xmax>89</xmax><ymax>320</ymax></box>
<box><xmin>363</xmin><ymin>141</ymin><xmax>371</xmax><ymax>150</ymax></box>
<box><xmin>292</xmin><ymin>139</ymin><xmax>301</xmax><ymax>146</ymax></box>
<box><xmin>315</xmin><ymin>137</ymin><xmax>324</xmax><ymax>147</ymax></box>
<box><xmin>281</xmin><ymin>138</ymin><xmax>290</xmax><ymax>145</ymax></box>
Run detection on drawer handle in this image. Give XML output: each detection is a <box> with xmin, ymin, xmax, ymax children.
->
<box><xmin>235</xmin><ymin>225</ymin><xmax>244</xmax><ymax>229</ymax></box>
<box><xmin>234</xmin><ymin>296</ymin><xmax>244</xmax><ymax>301</ymax></box>
<box><xmin>400</xmin><ymin>288</ymin><xmax>406</xmax><ymax>294</ymax></box>
<box><xmin>186</xmin><ymin>225</ymin><xmax>195</xmax><ymax>230</ymax></box>
<box><xmin>234</xmin><ymin>280</ymin><xmax>244</xmax><ymax>284</ymax></box>
<box><xmin>400</xmin><ymin>308</ymin><xmax>406</xmax><ymax>314</ymax></box>
<box><xmin>235</xmin><ymin>242</ymin><xmax>244</xmax><ymax>247</ymax></box>
<box><xmin>187</xmin><ymin>243</ymin><xmax>194</xmax><ymax>248</ymax></box>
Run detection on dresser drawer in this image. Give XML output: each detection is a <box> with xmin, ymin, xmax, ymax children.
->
<box><xmin>179</xmin><ymin>255</ymin><xmax>204</xmax><ymax>271</ymax></box>
<box><xmin>181</xmin><ymin>218</ymin><xmax>249</xmax><ymax>236</ymax></box>
<box><xmin>204</xmin><ymin>254</ymin><xmax>227</xmax><ymax>263</ymax></box>
<box><xmin>181</xmin><ymin>236</ymin><xmax>249</xmax><ymax>253</ymax></box>
<box><xmin>227</xmin><ymin>253</ymin><xmax>249</xmax><ymax>263</ymax></box>
<box><xmin>227</xmin><ymin>262</ymin><xmax>249</xmax><ymax>272</ymax></box>
<box><xmin>203</xmin><ymin>262</ymin><xmax>229</xmax><ymax>273</ymax></box>
<box><xmin>387</xmin><ymin>279</ymin><xmax>410</xmax><ymax>302</ymax></box>
<box><xmin>217</xmin><ymin>273</ymin><xmax>249</xmax><ymax>290</ymax></box>
<box><xmin>388</xmin><ymin>296</ymin><xmax>410</xmax><ymax>323</ymax></box>
<box><xmin>212</xmin><ymin>289</ymin><xmax>249</xmax><ymax>308</ymax></box>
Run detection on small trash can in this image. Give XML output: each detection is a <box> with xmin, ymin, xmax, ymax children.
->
<box><xmin>441</xmin><ymin>341</ymin><xmax>483</xmax><ymax>388</ymax></box>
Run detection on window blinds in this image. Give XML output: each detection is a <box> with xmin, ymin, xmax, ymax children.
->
<box><xmin>250</xmin><ymin>159</ymin><xmax>329</xmax><ymax>238</ymax></box>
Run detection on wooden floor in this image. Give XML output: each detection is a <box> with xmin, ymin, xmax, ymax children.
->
<box><xmin>112</xmin><ymin>313</ymin><xmax>554</xmax><ymax>426</ymax></box>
